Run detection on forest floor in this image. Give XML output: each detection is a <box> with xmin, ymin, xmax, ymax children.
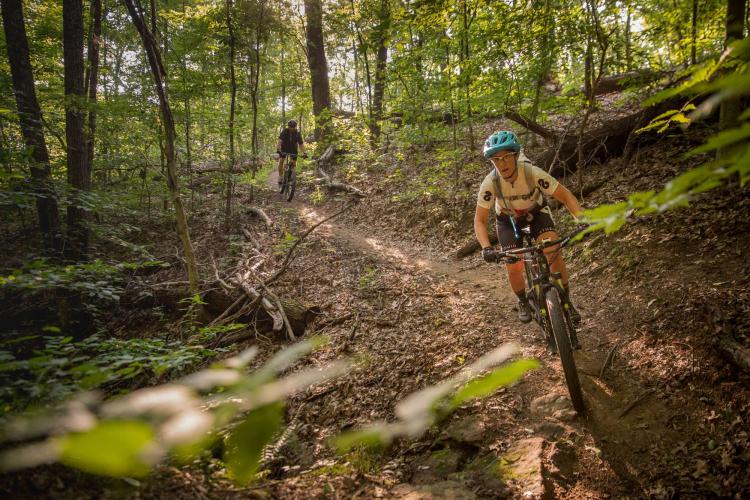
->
<box><xmin>3</xmin><ymin>114</ymin><xmax>750</xmax><ymax>499</ymax></box>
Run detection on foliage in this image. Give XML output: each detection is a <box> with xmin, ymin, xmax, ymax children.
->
<box><xmin>583</xmin><ymin>38</ymin><xmax>750</xmax><ymax>234</ymax></box>
<box><xmin>0</xmin><ymin>333</ymin><xmax>220</xmax><ymax>414</ymax></box>
<box><xmin>0</xmin><ymin>337</ymin><xmax>341</xmax><ymax>481</ymax></box>
<box><xmin>0</xmin><ymin>259</ymin><xmax>165</xmax><ymax>303</ymax></box>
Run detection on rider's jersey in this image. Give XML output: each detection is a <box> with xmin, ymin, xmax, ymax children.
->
<box><xmin>476</xmin><ymin>153</ymin><xmax>559</xmax><ymax>215</ymax></box>
<box><xmin>279</xmin><ymin>128</ymin><xmax>304</xmax><ymax>154</ymax></box>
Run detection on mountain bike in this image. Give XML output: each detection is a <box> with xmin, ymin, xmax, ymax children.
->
<box><xmin>492</xmin><ymin>226</ymin><xmax>587</xmax><ymax>413</ymax></box>
<box><xmin>278</xmin><ymin>152</ymin><xmax>298</xmax><ymax>202</ymax></box>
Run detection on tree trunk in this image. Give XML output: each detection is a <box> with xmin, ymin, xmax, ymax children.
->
<box><xmin>123</xmin><ymin>0</ymin><xmax>200</xmax><ymax>294</ymax></box>
<box><xmin>63</xmin><ymin>0</ymin><xmax>89</xmax><ymax>262</ymax></box>
<box><xmin>370</xmin><ymin>0</ymin><xmax>389</xmax><ymax>148</ymax></box>
<box><xmin>84</xmin><ymin>0</ymin><xmax>102</xmax><ymax>184</ymax></box>
<box><xmin>248</xmin><ymin>1</ymin><xmax>267</xmax><ymax>202</ymax></box>
<box><xmin>625</xmin><ymin>5</ymin><xmax>632</xmax><ymax>71</ymax></box>
<box><xmin>225</xmin><ymin>0</ymin><xmax>236</xmax><ymax>222</ymax></box>
<box><xmin>0</xmin><ymin>0</ymin><xmax>62</xmax><ymax>252</ymax></box>
<box><xmin>281</xmin><ymin>47</ymin><xmax>286</xmax><ymax>123</ymax></box>
<box><xmin>181</xmin><ymin>0</ymin><xmax>193</xmax><ymax>209</ymax></box>
<box><xmin>719</xmin><ymin>0</ymin><xmax>747</xmax><ymax>140</ymax></box>
<box><xmin>691</xmin><ymin>0</ymin><xmax>698</xmax><ymax>65</ymax></box>
<box><xmin>460</xmin><ymin>0</ymin><xmax>474</xmax><ymax>150</ymax></box>
<box><xmin>304</xmin><ymin>0</ymin><xmax>332</xmax><ymax>141</ymax></box>
<box><xmin>529</xmin><ymin>0</ymin><xmax>553</xmax><ymax>146</ymax></box>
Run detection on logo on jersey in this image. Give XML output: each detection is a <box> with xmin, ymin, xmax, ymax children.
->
<box><xmin>538</xmin><ymin>179</ymin><xmax>550</xmax><ymax>190</ymax></box>
<box><xmin>483</xmin><ymin>191</ymin><xmax>492</xmax><ymax>201</ymax></box>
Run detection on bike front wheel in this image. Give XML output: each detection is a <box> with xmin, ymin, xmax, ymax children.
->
<box><xmin>545</xmin><ymin>287</ymin><xmax>585</xmax><ymax>413</ymax></box>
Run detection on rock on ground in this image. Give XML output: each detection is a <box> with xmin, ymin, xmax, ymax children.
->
<box><xmin>391</xmin><ymin>480</ymin><xmax>477</xmax><ymax>499</ymax></box>
<box><xmin>530</xmin><ymin>393</ymin><xmax>577</xmax><ymax>422</ymax></box>
<box><xmin>498</xmin><ymin>437</ymin><xmax>548</xmax><ymax>499</ymax></box>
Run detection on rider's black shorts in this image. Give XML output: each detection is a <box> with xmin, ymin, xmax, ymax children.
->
<box><xmin>279</xmin><ymin>152</ymin><xmax>298</xmax><ymax>159</ymax></box>
<box><xmin>496</xmin><ymin>204</ymin><xmax>556</xmax><ymax>251</ymax></box>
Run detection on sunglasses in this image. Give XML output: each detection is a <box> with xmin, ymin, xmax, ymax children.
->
<box><xmin>491</xmin><ymin>153</ymin><xmax>516</xmax><ymax>162</ymax></box>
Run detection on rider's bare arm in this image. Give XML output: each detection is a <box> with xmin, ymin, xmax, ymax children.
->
<box><xmin>474</xmin><ymin>205</ymin><xmax>492</xmax><ymax>249</ymax></box>
<box><xmin>551</xmin><ymin>184</ymin><xmax>583</xmax><ymax>220</ymax></box>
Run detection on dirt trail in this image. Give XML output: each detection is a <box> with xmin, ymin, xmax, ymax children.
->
<box><xmin>266</xmin><ymin>171</ymin><xmax>683</xmax><ymax>497</ymax></box>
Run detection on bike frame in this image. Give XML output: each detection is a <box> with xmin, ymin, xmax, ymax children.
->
<box><xmin>499</xmin><ymin>228</ymin><xmax>579</xmax><ymax>341</ymax></box>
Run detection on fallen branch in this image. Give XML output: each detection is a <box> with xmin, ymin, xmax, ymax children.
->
<box><xmin>207</xmin><ymin>294</ymin><xmax>245</xmax><ymax>327</ymax></box>
<box><xmin>315</xmin><ymin>145</ymin><xmax>365</xmax><ymax>198</ymax></box>
<box><xmin>246</xmin><ymin>207</ymin><xmax>273</xmax><ymax>227</ymax></box>
<box><xmin>316</xmin><ymin>312</ymin><xmax>354</xmax><ymax>329</ymax></box>
<box><xmin>242</xmin><ymin>228</ymin><xmax>261</xmax><ymax>249</ymax></box>
<box><xmin>618</xmin><ymin>388</ymin><xmax>655</xmax><ymax>418</ymax></box>
<box><xmin>504</xmin><ymin>111</ymin><xmax>556</xmax><ymax>142</ymax></box>
<box><xmin>265</xmin><ymin>204</ymin><xmax>353</xmax><ymax>287</ymax></box>
<box><xmin>599</xmin><ymin>342</ymin><xmax>619</xmax><ymax>378</ymax></box>
<box><xmin>233</xmin><ymin>275</ymin><xmax>283</xmax><ymax>331</ymax></box>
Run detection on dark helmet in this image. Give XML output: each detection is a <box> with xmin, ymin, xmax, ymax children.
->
<box><xmin>287</xmin><ymin>120</ymin><xmax>297</xmax><ymax>128</ymax></box>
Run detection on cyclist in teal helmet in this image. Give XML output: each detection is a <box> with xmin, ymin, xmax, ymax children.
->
<box><xmin>474</xmin><ymin>130</ymin><xmax>585</xmax><ymax>338</ymax></box>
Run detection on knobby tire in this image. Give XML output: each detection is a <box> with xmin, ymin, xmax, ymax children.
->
<box><xmin>286</xmin><ymin>167</ymin><xmax>296</xmax><ymax>202</ymax></box>
<box><xmin>280</xmin><ymin>163</ymin><xmax>288</xmax><ymax>194</ymax></box>
<box><xmin>546</xmin><ymin>287</ymin><xmax>585</xmax><ymax>413</ymax></box>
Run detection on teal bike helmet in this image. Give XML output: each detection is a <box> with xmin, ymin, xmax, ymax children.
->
<box><xmin>483</xmin><ymin>130</ymin><xmax>520</xmax><ymax>158</ymax></box>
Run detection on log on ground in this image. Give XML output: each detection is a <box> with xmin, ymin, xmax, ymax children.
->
<box><xmin>203</xmin><ymin>288</ymin><xmax>321</xmax><ymax>341</ymax></box>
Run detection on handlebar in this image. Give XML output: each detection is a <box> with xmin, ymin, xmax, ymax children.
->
<box><xmin>490</xmin><ymin>226</ymin><xmax>588</xmax><ymax>263</ymax></box>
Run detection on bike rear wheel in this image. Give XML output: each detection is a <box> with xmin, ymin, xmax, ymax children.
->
<box><xmin>286</xmin><ymin>167</ymin><xmax>296</xmax><ymax>202</ymax></box>
<box><xmin>280</xmin><ymin>161</ymin><xmax>288</xmax><ymax>194</ymax></box>
<box><xmin>545</xmin><ymin>287</ymin><xmax>585</xmax><ymax>413</ymax></box>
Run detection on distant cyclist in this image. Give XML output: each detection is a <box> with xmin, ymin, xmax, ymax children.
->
<box><xmin>474</xmin><ymin>130</ymin><xmax>585</xmax><ymax>325</ymax></box>
<box><xmin>276</xmin><ymin>120</ymin><xmax>307</xmax><ymax>186</ymax></box>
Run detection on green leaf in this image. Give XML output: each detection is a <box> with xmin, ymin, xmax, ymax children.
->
<box><xmin>650</xmin><ymin>109</ymin><xmax>680</xmax><ymax>122</ymax></box>
<box><xmin>450</xmin><ymin>359</ymin><xmax>540</xmax><ymax>407</ymax></box>
<box><xmin>333</xmin><ymin>426</ymin><xmax>389</xmax><ymax>453</ymax></box>
<box><xmin>583</xmin><ymin>201</ymin><xmax>628</xmax><ymax>220</ymax></box>
<box><xmin>58</xmin><ymin>421</ymin><xmax>154</xmax><ymax>477</ymax></box>
<box><xmin>224</xmin><ymin>402</ymin><xmax>283</xmax><ymax>483</ymax></box>
<box><xmin>671</xmin><ymin>113</ymin><xmax>691</xmax><ymax>124</ymax></box>
<box><xmin>687</xmin><ymin>123</ymin><xmax>750</xmax><ymax>156</ymax></box>
<box><xmin>253</xmin><ymin>336</ymin><xmax>328</xmax><ymax>383</ymax></box>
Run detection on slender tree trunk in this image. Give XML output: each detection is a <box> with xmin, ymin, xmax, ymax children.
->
<box><xmin>370</xmin><ymin>0</ymin><xmax>389</xmax><ymax>148</ymax></box>
<box><xmin>180</xmin><ymin>0</ymin><xmax>193</xmax><ymax>209</ymax></box>
<box><xmin>225</xmin><ymin>0</ymin><xmax>236</xmax><ymax>222</ymax></box>
<box><xmin>625</xmin><ymin>5</ymin><xmax>632</xmax><ymax>71</ymax></box>
<box><xmin>529</xmin><ymin>0</ymin><xmax>553</xmax><ymax>146</ymax></box>
<box><xmin>460</xmin><ymin>0</ymin><xmax>474</xmax><ymax>149</ymax></box>
<box><xmin>281</xmin><ymin>46</ymin><xmax>287</xmax><ymax>124</ymax></box>
<box><xmin>444</xmin><ymin>42</ymin><xmax>458</xmax><ymax>151</ymax></box>
<box><xmin>123</xmin><ymin>0</ymin><xmax>199</xmax><ymax>293</ymax></box>
<box><xmin>1</xmin><ymin>0</ymin><xmax>62</xmax><ymax>252</ymax></box>
<box><xmin>718</xmin><ymin>0</ymin><xmax>747</xmax><ymax>159</ymax></box>
<box><xmin>251</xmin><ymin>2</ymin><xmax>266</xmax><ymax>156</ymax></box>
<box><xmin>84</xmin><ymin>0</ymin><xmax>102</xmax><ymax>183</ymax></box>
<box><xmin>64</xmin><ymin>0</ymin><xmax>89</xmax><ymax>262</ymax></box>
<box><xmin>584</xmin><ymin>39</ymin><xmax>593</xmax><ymax>103</ymax></box>
<box><xmin>304</xmin><ymin>0</ymin><xmax>332</xmax><ymax>141</ymax></box>
<box><xmin>691</xmin><ymin>0</ymin><xmax>698</xmax><ymax>65</ymax></box>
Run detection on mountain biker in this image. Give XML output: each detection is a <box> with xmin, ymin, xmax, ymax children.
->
<box><xmin>474</xmin><ymin>130</ymin><xmax>585</xmax><ymax>326</ymax></box>
<box><xmin>276</xmin><ymin>120</ymin><xmax>307</xmax><ymax>186</ymax></box>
